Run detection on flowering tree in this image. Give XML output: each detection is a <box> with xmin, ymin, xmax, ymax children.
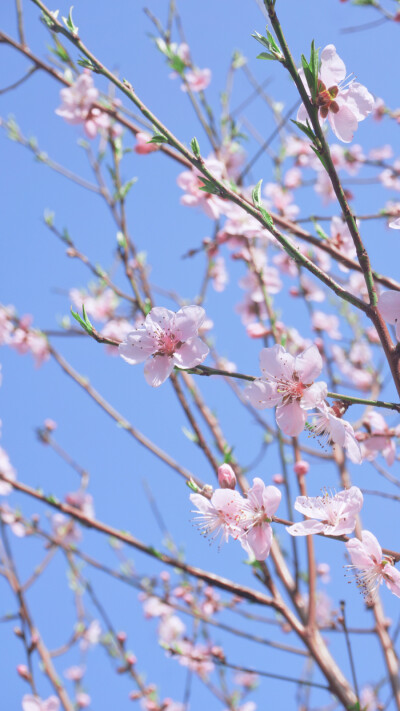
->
<box><xmin>2</xmin><ymin>0</ymin><xmax>400</xmax><ymax>709</ymax></box>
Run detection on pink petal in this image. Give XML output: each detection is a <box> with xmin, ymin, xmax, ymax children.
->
<box><xmin>22</xmin><ymin>698</ymin><xmax>41</xmax><ymax>711</ymax></box>
<box><xmin>343</xmin><ymin>425</ymin><xmax>362</xmax><ymax>464</ymax></box>
<box><xmin>172</xmin><ymin>337</ymin><xmax>209</xmax><ymax>369</ymax></box>
<box><xmin>118</xmin><ymin>331</ymin><xmax>156</xmax><ymax>364</ymax></box>
<box><xmin>144</xmin><ymin>355</ymin><xmax>174</xmax><ymax>387</ymax></box>
<box><xmin>286</xmin><ymin>519</ymin><xmax>325</xmax><ymax>536</ymax></box>
<box><xmin>276</xmin><ymin>401</ymin><xmax>307</xmax><ymax>437</ymax></box>
<box><xmin>385</xmin><ymin>565</ymin><xmax>400</xmax><ymax>598</ymax></box>
<box><xmin>389</xmin><ymin>217</ymin><xmax>400</xmax><ymax>229</ymax></box>
<box><xmin>320</xmin><ymin>45</ymin><xmax>346</xmax><ymax>87</ymax></box>
<box><xmin>262</xmin><ymin>485</ymin><xmax>282</xmax><ymax>517</ymax></box>
<box><xmin>245</xmin><ymin>523</ymin><xmax>273</xmax><ymax>560</ymax></box>
<box><xmin>378</xmin><ymin>290</ymin><xmax>400</xmax><ymax>325</ymax></box>
<box><xmin>361</xmin><ymin>530</ymin><xmax>383</xmax><ymax>563</ymax></box>
<box><xmin>43</xmin><ymin>699</ymin><xmax>60</xmax><ymax>711</ymax></box>
<box><xmin>245</xmin><ymin>380</ymin><xmax>281</xmax><ymax>409</ymax></box>
<box><xmin>146</xmin><ymin>307</ymin><xmax>175</xmax><ymax>331</ymax></box>
<box><xmin>337</xmin><ymin>486</ymin><xmax>363</xmax><ymax>516</ymax></box>
<box><xmin>301</xmin><ymin>381</ymin><xmax>327</xmax><ymax>409</ymax></box>
<box><xmin>294</xmin><ymin>344</ymin><xmax>323</xmax><ymax>383</ymax></box>
<box><xmin>296</xmin><ymin>102</ymin><xmax>309</xmax><ymax>124</ymax></box>
<box><xmin>328</xmin><ymin>105</ymin><xmax>358</xmax><ymax>143</ymax></box>
<box><xmin>294</xmin><ymin>497</ymin><xmax>326</xmax><ymax>521</ymax></box>
<box><xmin>346</xmin><ymin>536</ymin><xmax>375</xmax><ymax>568</ymax></box>
<box><xmin>260</xmin><ymin>344</ymin><xmax>294</xmax><ymax>380</ymax></box>
<box><xmin>190</xmin><ymin>493</ymin><xmax>214</xmax><ymax>515</ymax></box>
<box><xmin>173</xmin><ymin>306</ymin><xmax>205</xmax><ymax>340</ymax></box>
<box><xmin>343</xmin><ymin>82</ymin><xmax>374</xmax><ymax>122</ymax></box>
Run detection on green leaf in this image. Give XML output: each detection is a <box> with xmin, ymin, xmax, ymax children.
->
<box><xmin>70</xmin><ymin>306</ymin><xmax>94</xmax><ymax>336</ymax></box>
<box><xmin>266</xmin><ymin>29</ymin><xmax>280</xmax><ymax>54</ymax></box>
<box><xmin>252</xmin><ymin>179</ymin><xmax>263</xmax><ymax>207</ymax></box>
<box><xmin>310</xmin><ymin>40</ymin><xmax>319</xmax><ymax>100</ymax></box>
<box><xmin>256</xmin><ymin>52</ymin><xmax>276</xmax><ymax>61</ymax></box>
<box><xmin>148</xmin><ymin>133</ymin><xmax>169</xmax><ymax>145</ymax></box>
<box><xmin>312</xmin><ymin>221</ymin><xmax>329</xmax><ymax>241</ymax></box>
<box><xmin>310</xmin><ymin>144</ymin><xmax>328</xmax><ymax>171</ymax></box>
<box><xmin>259</xmin><ymin>206</ymin><xmax>274</xmax><ymax>229</ymax></box>
<box><xmin>251</xmin><ymin>31</ymin><xmax>270</xmax><ymax>49</ymax></box>
<box><xmin>232</xmin><ymin>50</ymin><xmax>247</xmax><ymax>69</ymax></box>
<box><xmin>49</xmin><ymin>39</ymin><xmax>71</xmax><ymax>63</ymax></box>
<box><xmin>116</xmin><ymin>177</ymin><xmax>138</xmax><ymax>201</ymax></box>
<box><xmin>190</xmin><ymin>136</ymin><xmax>201</xmax><ymax>158</ymax></box>
<box><xmin>169</xmin><ymin>54</ymin><xmax>186</xmax><ymax>75</ymax></box>
<box><xmin>144</xmin><ymin>299</ymin><xmax>152</xmax><ymax>316</ymax></box>
<box><xmin>187</xmin><ymin>479</ymin><xmax>199</xmax><ymax>493</ymax></box>
<box><xmin>198</xmin><ymin>178</ymin><xmax>221</xmax><ymax>196</ymax></box>
<box><xmin>77</xmin><ymin>57</ymin><xmax>98</xmax><ymax>72</ymax></box>
<box><xmin>62</xmin><ymin>6</ymin><xmax>78</xmax><ymax>35</ymax></box>
<box><xmin>40</xmin><ymin>9</ymin><xmax>58</xmax><ymax>29</ymax></box>
<box><xmin>291</xmin><ymin>118</ymin><xmax>316</xmax><ymax>143</ymax></box>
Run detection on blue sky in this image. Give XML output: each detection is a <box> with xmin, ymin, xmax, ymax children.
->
<box><xmin>1</xmin><ymin>0</ymin><xmax>400</xmax><ymax>709</ymax></box>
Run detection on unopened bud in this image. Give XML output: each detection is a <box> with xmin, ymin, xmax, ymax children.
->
<box><xmin>217</xmin><ymin>463</ymin><xmax>236</xmax><ymax>490</ymax></box>
<box><xmin>294</xmin><ymin>460</ymin><xmax>309</xmax><ymax>477</ymax></box>
<box><xmin>116</xmin><ymin>631</ymin><xmax>127</xmax><ymax>644</ymax></box>
<box><xmin>272</xmin><ymin>473</ymin><xmax>284</xmax><ymax>485</ymax></box>
<box><xmin>125</xmin><ymin>652</ymin><xmax>137</xmax><ymax>666</ymax></box>
<box><xmin>13</xmin><ymin>627</ymin><xmax>23</xmax><ymax>638</ymax></box>
<box><xmin>17</xmin><ymin>665</ymin><xmax>31</xmax><ymax>681</ymax></box>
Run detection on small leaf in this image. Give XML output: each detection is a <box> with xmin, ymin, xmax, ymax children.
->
<box><xmin>291</xmin><ymin>119</ymin><xmax>316</xmax><ymax>143</ymax></box>
<box><xmin>169</xmin><ymin>54</ymin><xmax>186</xmax><ymax>75</ymax></box>
<box><xmin>259</xmin><ymin>206</ymin><xmax>274</xmax><ymax>229</ymax></box>
<box><xmin>310</xmin><ymin>144</ymin><xmax>328</xmax><ymax>170</ymax></box>
<box><xmin>116</xmin><ymin>177</ymin><xmax>138</xmax><ymax>201</ymax></box>
<box><xmin>252</xmin><ymin>179</ymin><xmax>263</xmax><ymax>207</ymax></box>
<box><xmin>77</xmin><ymin>57</ymin><xmax>98</xmax><ymax>72</ymax></box>
<box><xmin>198</xmin><ymin>178</ymin><xmax>221</xmax><ymax>195</ymax></box>
<box><xmin>187</xmin><ymin>479</ymin><xmax>199</xmax><ymax>493</ymax></box>
<box><xmin>251</xmin><ymin>31</ymin><xmax>270</xmax><ymax>49</ymax></box>
<box><xmin>62</xmin><ymin>6</ymin><xmax>78</xmax><ymax>35</ymax></box>
<box><xmin>148</xmin><ymin>133</ymin><xmax>169</xmax><ymax>145</ymax></box>
<box><xmin>256</xmin><ymin>52</ymin><xmax>276</xmax><ymax>61</ymax></box>
<box><xmin>70</xmin><ymin>306</ymin><xmax>93</xmax><ymax>336</ymax></box>
<box><xmin>190</xmin><ymin>136</ymin><xmax>201</xmax><ymax>158</ymax></box>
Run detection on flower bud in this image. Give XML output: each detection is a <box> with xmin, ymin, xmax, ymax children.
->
<box><xmin>217</xmin><ymin>463</ymin><xmax>236</xmax><ymax>490</ymax></box>
<box><xmin>17</xmin><ymin>665</ymin><xmax>31</xmax><ymax>681</ymax></box>
<box><xmin>272</xmin><ymin>473</ymin><xmax>284</xmax><ymax>485</ymax></box>
<box><xmin>293</xmin><ymin>460</ymin><xmax>309</xmax><ymax>477</ymax></box>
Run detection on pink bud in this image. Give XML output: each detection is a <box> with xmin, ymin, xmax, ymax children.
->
<box><xmin>272</xmin><ymin>473</ymin><xmax>284</xmax><ymax>485</ymax></box>
<box><xmin>217</xmin><ymin>463</ymin><xmax>236</xmax><ymax>489</ymax></box>
<box><xmin>17</xmin><ymin>665</ymin><xmax>31</xmax><ymax>681</ymax></box>
<box><xmin>160</xmin><ymin>571</ymin><xmax>170</xmax><ymax>582</ymax></box>
<box><xmin>44</xmin><ymin>418</ymin><xmax>57</xmax><ymax>431</ymax></box>
<box><xmin>125</xmin><ymin>653</ymin><xmax>137</xmax><ymax>666</ymax></box>
<box><xmin>293</xmin><ymin>460</ymin><xmax>309</xmax><ymax>477</ymax></box>
<box><xmin>117</xmin><ymin>631</ymin><xmax>127</xmax><ymax>644</ymax></box>
<box><xmin>77</xmin><ymin>693</ymin><xmax>91</xmax><ymax>708</ymax></box>
<box><xmin>129</xmin><ymin>691</ymin><xmax>142</xmax><ymax>701</ymax></box>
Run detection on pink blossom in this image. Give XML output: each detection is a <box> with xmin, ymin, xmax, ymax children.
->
<box><xmin>346</xmin><ymin>530</ymin><xmax>400</xmax><ymax>603</ymax></box>
<box><xmin>177</xmin><ymin>158</ymin><xmax>226</xmax><ymax>219</ymax></box>
<box><xmin>70</xmin><ymin>287</ymin><xmax>118</xmax><ymax>323</ymax></box>
<box><xmin>309</xmin><ymin>402</ymin><xmax>362</xmax><ymax>464</ymax></box>
<box><xmin>22</xmin><ymin>696</ymin><xmax>60</xmax><ymax>711</ymax></box>
<box><xmin>378</xmin><ymin>290</ymin><xmax>400</xmax><ymax>339</ymax></box>
<box><xmin>142</xmin><ymin>595</ymin><xmax>171</xmax><ymax>618</ymax></box>
<box><xmin>234</xmin><ymin>671</ymin><xmax>259</xmax><ymax>688</ymax></box>
<box><xmin>218</xmin><ymin>141</ymin><xmax>246</xmax><ymax>180</ymax></box>
<box><xmin>312</xmin><ymin>311</ymin><xmax>342</xmax><ymax>339</ymax></box>
<box><xmin>210</xmin><ymin>256</ymin><xmax>229</xmax><ymax>292</ymax></box>
<box><xmin>101</xmin><ymin>318</ymin><xmax>132</xmax><ymax>355</ymax></box>
<box><xmin>119</xmin><ymin>306</ymin><xmax>209</xmax><ymax>387</ymax></box>
<box><xmin>64</xmin><ymin>665</ymin><xmax>85</xmax><ymax>681</ymax></box>
<box><xmin>76</xmin><ymin>694</ymin><xmax>91</xmax><ymax>709</ymax></box>
<box><xmin>0</xmin><ymin>504</ymin><xmax>25</xmax><ymax>536</ymax></box>
<box><xmin>176</xmin><ymin>640</ymin><xmax>214</xmax><ymax>677</ymax></box>
<box><xmin>158</xmin><ymin>614</ymin><xmax>186</xmax><ymax>645</ymax></box>
<box><xmin>369</xmin><ymin>144</ymin><xmax>393</xmax><ymax>161</ymax></box>
<box><xmin>56</xmin><ymin>71</ymin><xmax>109</xmax><ymax>139</ymax></box>
<box><xmin>359</xmin><ymin>410</ymin><xmax>399</xmax><ymax>466</ymax></box>
<box><xmin>182</xmin><ymin>68</ymin><xmax>211</xmax><ymax>93</ymax></box>
<box><xmin>190</xmin><ymin>489</ymin><xmax>245</xmax><ymax>545</ymax></box>
<box><xmin>314</xmin><ymin>170</ymin><xmax>336</xmax><ymax>203</ymax></box>
<box><xmin>297</xmin><ymin>45</ymin><xmax>374</xmax><ymax>142</ymax></box>
<box><xmin>264</xmin><ymin>182</ymin><xmax>299</xmax><ymax>221</ymax></box>
<box><xmin>80</xmin><ymin>619</ymin><xmax>101</xmax><ymax>650</ymax></box>
<box><xmin>240</xmin><ymin>478</ymin><xmax>281</xmax><ymax>560</ymax></box>
<box><xmin>0</xmin><ymin>305</ymin><xmax>14</xmax><ymax>345</ymax></box>
<box><xmin>293</xmin><ymin>460</ymin><xmax>309</xmax><ymax>477</ymax></box>
<box><xmin>0</xmin><ymin>447</ymin><xmax>16</xmax><ymax>496</ymax></box>
<box><xmin>217</xmin><ymin>463</ymin><xmax>237</xmax><ymax>489</ymax></box>
<box><xmin>360</xmin><ymin>685</ymin><xmax>379</xmax><ymax>711</ymax></box>
<box><xmin>303</xmin><ymin>590</ymin><xmax>335</xmax><ymax>627</ymax></box>
<box><xmin>245</xmin><ymin>344</ymin><xmax>327</xmax><ymax>437</ymax></box>
<box><xmin>329</xmin><ymin>216</ymin><xmax>357</xmax><ymax>270</ymax></box>
<box><xmin>65</xmin><ymin>490</ymin><xmax>95</xmax><ymax>519</ymax></box>
<box><xmin>51</xmin><ymin>513</ymin><xmax>81</xmax><ymax>545</ymax></box>
<box><xmin>287</xmin><ymin>486</ymin><xmax>363</xmax><ymax>537</ymax></box>
<box><xmin>316</xmin><ymin>562</ymin><xmax>330</xmax><ymax>583</ymax></box>
<box><xmin>134</xmin><ymin>131</ymin><xmax>160</xmax><ymax>155</ymax></box>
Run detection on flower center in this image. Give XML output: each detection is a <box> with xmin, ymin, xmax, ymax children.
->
<box><xmin>316</xmin><ymin>80</ymin><xmax>340</xmax><ymax>118</ymax></box>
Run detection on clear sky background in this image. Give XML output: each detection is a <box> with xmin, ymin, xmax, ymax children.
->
<box><xmin>1</xmin><ymin>0</ymin><xmax>400</xmax><ymax>709</ymax></box>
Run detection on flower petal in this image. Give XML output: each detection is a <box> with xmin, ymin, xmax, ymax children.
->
<box><xmin>379</xmin><ymin>290</ymin><xmax>400</xmax><ymax>326</ymax></box>
<box><xmin>276</xmin><ymin>401</ymin><xmax>307</xmax><ymax>437</ymax></box>
<box><xmin>245</xmin><ymin>380</ymin><xmax>281</xmax><ymax>409</ymax></box>
<box><xmin>343</xmin><ymin>82</ymin><xmax>374</xmax><ymax>122</ymax></box>
<box><xmin>320</xmin><ymin>45</ymin><xmax>346</xmax><ymax>87</ymax></box>
<box><xmin>245</xmin><ymin>523</ymin><xmax>273</xmax><ymax>560</ymax></box>
<box><xmin>259</xmin><ymin>344</ymin><xmax>295</xmax><ymax>380</ymax></box>
<box><xmin>286</xmin><ymin>519</ymin><xmax>325</xmax><ymax>536</ymax></box>
<box><xmin>144</xmin><ymin>355</ymin><xmax>174</xmax><ymax>387</ymax></box>
<box><xmin>294</xmin><ymin>345</ymin><xmax>323</xmax><ymax>383</ymax></box>
<box><xmin>384</xmin><ymin>565</ymin><xmax>400</xmax><ymax>598</ymax></box>
<box><xmin>173</xmin><ymin>306</ymin><xmax>206</xmax><ymax>340</ymax></box>
<box><xmin>328</xmin><ymin>105</ymin><xmax>358</xmax><ymax>143</ymax></box>
<box><xmin>118</xmin><ymin>330</ymin><xmax>155</xmax><ymax>364</ymax></box>
<box><xmin>172</xmin><ymin>337</ymin><xmax>209</xmax><ymax>369</ymax></box>
<box><xmin>262</xmin><ymin>485</ymin><xmax>282</xmax><ymax>517</ymax></box>
<box><xmin>301</xmin><ymin>381</ymin><xmax>327</xmax><ymax>409</ymax></box>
